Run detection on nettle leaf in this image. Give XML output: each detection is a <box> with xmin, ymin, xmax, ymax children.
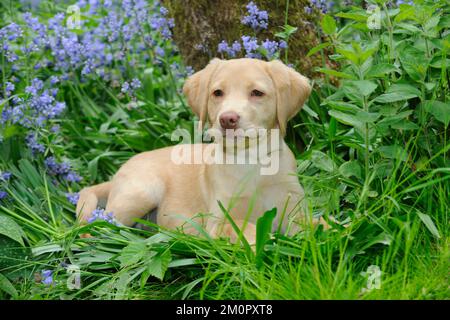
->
<box><xmin>399</xmin><ymin>45</ymin><xmax>429</xmax><ymax>81</ymax></box>
<box><xmin>355</xmin><ymin>111</ymin><xmax>380</xmax><ymax>123</ymax></box>
<box><xmin>365</xmin><ymin>63</ymin><xmax>399</xmax><ymax>78</ymax></box>
<box><xmin>348</xmin><ymin>80</ymin><xmax>378</xmax><ymax>97</ymax></box>
<box><xmin>118</xmin><ymin>241</ymin><xmax>148</xmax><ymax>268</ymax></box>
<box><xmin>0</xmin><ymin>215</ymin><xmax>26</xmax><ymax>246</ymax></box>
<box><xmin>321</xmin><ymin>14</ymin><xmax>337</xmax><ymax>35</ymax></box>
<box><xmin>145</xmin><ymin>250</ymin><xmax>172</xmax><ymax>281</ymax></box>
<box><xmin>329</xmin><ymin>110</ymin><xmax>363</xmax><ymax>129</ymax></box>
<box><xmin>390</xmin><ymin>120</ymin><xmax>419</xmax><ymax>130</ymax></box>
<box><xmin>374</xmin><ymin>84</ymin><xmax>421</xmax><ymax>103</ymax></box>
<box><xmin>311</xmin><ymin>150</ymin><xmax>336</xmax><ymax>172</ymax></box>
<box><xmin>307</xmin><ymin>42</ymin><xmax>331</xmax><ymax>57</ymax></box>
<box><xmin>339</xmin><ymin>161</ymin><xmax>362</xmax><ymax>180</ymax></box>
<box><xmin>317</xmin><ymin>68</ymin><xmax>355</xmax><ymax>79</ymax></box>
<box><xmin>422</xmin><ymin>100</ymin><xmax>450</xmax><ymax>126</ymax></box>
<box><xmin>378</xmin><ymin>145</ymin><xmax>409</xmax><ymax>162</ymax></box>
<box><xmin>335</xmin><ymin>12</ymin><xmax>368</xmax><ymax>22</ymax></box>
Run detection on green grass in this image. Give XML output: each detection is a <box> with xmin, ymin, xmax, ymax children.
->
<box><xmin>0</xmin><ymin>0</ymin><xmax>449</xmax><ymax>300</ymax></box>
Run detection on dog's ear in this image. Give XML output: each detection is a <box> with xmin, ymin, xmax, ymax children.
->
<box><xmin>266</xmin><ymin>60</ymin><xmax>311</xmax><ymax>136</ymax></box>
<box><xmin>183</xmin><ymin>58</ymin><xmax>222</xmax><ymax>127</ymax></box>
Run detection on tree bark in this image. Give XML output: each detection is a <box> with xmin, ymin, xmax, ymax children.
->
<box><xmin>162</xmin><ymin>0</ymin><xmax>330</xmax><ymax>77</ymax></box>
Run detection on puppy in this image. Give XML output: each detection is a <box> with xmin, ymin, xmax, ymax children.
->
<box><xmin>76</xmin><ymin>58</ymin><xmax>323</xmax><ymax>244</ymax></box>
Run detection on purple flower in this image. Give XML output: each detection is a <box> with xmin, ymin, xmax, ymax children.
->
<box><xmin>131</xmin><ymin>78</ymin><xmax>142</xmax><ymax>89</ymax></box>
<box><xmin>241</xmin><ymin>2</ymin><xmax>269</xmax><ymax>31</ymax></box>
<box><xmin>25</xmin><ymin>133</ymin><xmax>45</xmax><ymax>154</ymax></box>
<box><xmin>5</xmin><ymin>82</ymin><xmax>14</xmax><ymax>97</ymax></box>
<box><xmin>309</xmin><ymin>0</ymin><xmax>334</xmax><ymax>14</ymax></box>
<box><xmin>241</xmin><ymin>36</ymin><xmax>260</xmax><ymax>59</ymax></box>
<box><xmin>0</xmin><ymin>191</ymin><xmax>7</xmax><ymax>201</ymax></box>
<box><xmin>261</xmin><ymin>39</ymin><xmax>279</xmax><ymax>59</ymax></box>
<box><xmin>88</xmin><ymin>208</ymin><xmax>117</xmax><ymax>225</ymax></box>
<box><xmin>41</xmin><ymin>269</ymin><xmax>53</xmax><ymax>286</ymax></box>
<box><xmin>66</xmin><ymin>192</ymin><xmax>80</xmax><ymax>205</ymax></box>
<box><xmin>44</xmin><ymin>156</ymin><xmax>81</xmax><ymax>183</ymax></box>
<box><xmin>1</xmin><ymin>172</ymin><xmax>12</xmax><ymax>181</ymax></box>
<box><xmin>218</xmin><ymin>40</ymin><xmax>242</xmax><ymax>58</ymax></box>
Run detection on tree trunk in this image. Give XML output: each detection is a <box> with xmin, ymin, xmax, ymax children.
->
<box><xmin>162</xmin><ymin>0</ymin><xmax>330</xmax><ymax>77</ymax></box>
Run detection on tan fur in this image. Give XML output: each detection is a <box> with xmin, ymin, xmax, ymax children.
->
<box><xmin>76</xmin><ymin>58</ymin><xmax>326</xmax><ymax>244</ymax></box>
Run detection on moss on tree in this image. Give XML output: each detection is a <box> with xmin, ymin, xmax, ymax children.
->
<box><xmin>162</xmin><ymin>0</ymin><xmax>333</xmax><ymax>77</ymax></box>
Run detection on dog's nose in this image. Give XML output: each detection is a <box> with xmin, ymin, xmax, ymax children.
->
<box><xmin>219</xmin><ymin>112</ymin><xmax>240</xmax><ymax>129</ymax></box>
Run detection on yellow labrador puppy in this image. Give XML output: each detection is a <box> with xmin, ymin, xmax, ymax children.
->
<box><xmin>77</xmin><ymin>58</ymin><xmax>322</xmax><ymax>243</ymax></box>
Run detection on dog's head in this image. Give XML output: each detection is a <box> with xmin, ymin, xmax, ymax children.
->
<box><xmin>183</xmin><ymin>58</ymin><xmax>311</xmax><ymax>137</ymax></box>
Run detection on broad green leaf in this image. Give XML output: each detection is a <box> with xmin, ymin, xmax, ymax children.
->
<box><xmin>145</xmin><ymin>250</ymin><xmax>172</xmax><ymax>281</ymax></box>
<box><xmin>317</xmin><ymin>68</ymin><xmax>355</xmax><ymax>79</ymax></box>
<box><xmin>348</xmin><ymin>80</ymin><xmax>378</xmax><ymax>97</ymax></box>
<box><xmin>422</xmin><ymin>100</ymin><xmax>450</xmax><ymax>126</ymax></box>
<box><xmin>417</xmin><ymin>211</ymin><xmax>441</xmax><ymax>239</ymax></box>
<box><xmin>375</xmin><ymin>84</ymin><xmax>421</xmax><ymax>103</ymax></box>
<box><xmin>0</xmin><ymin>273</ymin><xmax>17</xmax><ymax>298</ymax></box>
<box><xmin>307</xmin><ymin>42</ymin><xmax>331</xmax><ymax>57</ymax></box>
<box><xmin>311</xmin><ymin>150</ymin><xmax>336</xmax><ymax>172</ymax></box>
<box><xmin>0</xmin><ymin>215</ymin><xmax>25</xmax><ymax>246</ymax></box>
<box><xmin>390</xmin><ymin>120</ymin><xmax>419</xmax><ymax>130</ymax></box>
<box><xmin>339</xmin><ymin>161</ymin><xmax>362</xmax><ymax>180</ymax></box>
<box><xmin>256</xmin><ymin>208</ymin><xmax>277</xmax><ymax>269</ymax></box>
<box><xmin>118</xmin><ymin>241</ymin><xmax>147</xmax><ymax>268</ymax></box>
<box><xmin>335</xmin><ymin>12</ymin><xmax>368</xmax><ymax>22</ymax></box>
<box><xmin>355</xmin><ymin>111</ymin><xmax>380</xmax><ymax>123</ymax></box>
<box><xmin>329</xmin><ymin>110</ymin><xmax>363</xmax><ymax>128</ymax></box>
<box><xmin>365</xmin><ymin>63</ymin><xmax>399</xmax><ymax>78</ymax></box>
<box><xmin>321</xmin><ymin>14</ymin><xmax>337</xmax><ymax>35</ymax></box>
<box><xmin>378</xmin><ymin>145</ymin><xmax>408</xmax><ymax>162</ymax></box>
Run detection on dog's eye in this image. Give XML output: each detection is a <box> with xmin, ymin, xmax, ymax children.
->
<box><xmin>213</xmin><ymin>89</ymin><xmax>224</xmax><ymax>97</ymax></box>
<box><xmin>251</xmin><ymin>89</ymin><xmax>264</xmax><ymax>97</ymax></box>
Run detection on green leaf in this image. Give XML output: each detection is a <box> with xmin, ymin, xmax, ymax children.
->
<box><xmin>311</xmin><ymin>150</ymin><xmax>336</xmax><ymax>172</ymax></box>
<box><xmin>256</xmin><ymin>208</ymin><xmax>277</xmax><ymax>269</ymax></box>
<box><xmin>145</xmin><ymin>250</ymin><xmax>172</xmax><ymax>281</ymax></box>
<box><xmin>321</xmin><ymin>14</ymin><xmax>337</xmax><ymax>35</ymax></box>
<box><xmin>329</xmin><ymin>110</ymin><xmax>363</xmax><ymax>128</ymax></box>
<box><xmin>375</xmin><ymin>84</ymin><xmax>421</xmax><ymax>103</ymax></box>
<box><xmin>417</xmin><ymin>211</ymin><xmax>441</xmax><ymax>239</ymax></box>
<box><xmin>339</xmin><ymin>161</ymin><xmax>362</xmax><ymax>180</ymax></box>
<box><xmin>422</xmin><ymin>100</ymin><xmax>450</xmax><ymax>126</ymax></box>
<box><xmin>0</xmin><ymin>273</ymin><xmax>17</xmax><ymax>298</ymax></box>
<box><xmin>365</xmin><ymin>63</ymin><xmax>399</xmax><ymax>78</ymax></box>
<box><xmin>118</xmin><ymin>241</ymin><xmax>147</xmax><ymax>268</ymax></box>
<box><xmin>0</xmin><ymin>215</ymin><xmax>25</xmax><ymax>246</ymax></box>
<box><xmin>307</xmin><ymin>42</ymin><xmax>331</xmax><ymax>57</ymax></box>
<box><xmin>355</xmin><ymin>111</ymin><xmax>380</xmax><ymax>123</ymax></box>
<box><xmin>378</xmin><ymin>145</ymin><xmax>408</xmax><ymax>162</ymax></box>
<box><xmin>317</xmin><ymin>68</ymin><xmax>355</xmax><ymax>79</ymax></box>
<box><xmin>348</xmin><ymin>80</ymin><xmax>378</xmax><ymax>97</ymax></box>
<box><xmin>335</xmin><ymin>12</ymin><xmax>368</xmax><ymax>22</ymax></box>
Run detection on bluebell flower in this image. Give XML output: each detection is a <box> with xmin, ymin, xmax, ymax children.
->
<box><xmin>242</xmin><ymin>2</ymin><xmax>269</xmax><ymax>31</ymax></box>
<box><xmin>41</xmin><ymin>269</ymin><xmax>53</xmax><ymax>286</ymax></box>
<box><xmin>242</xmin><ymin>36</ymin><xmax>261</xmax><ymax>58</ymax></box>
<box><xmin>261</xmin><ymin>39</ymin><xmax>280</xmax><ymax>59</ymax></box>
<box><xmin>5</xmin><ymin>82</ymin><xmax>14</xmax><ymax>97</ymax></box>
<box><xmin>44</xmin><ymin>156</ymin><xmax>81</xmax><ymax>183</ymax></box>
<box><xmin>0</xmin><ymin>190</ymin><xmax>7</xmax><ymax>201</ymax></box>
<box><xmin>66</xmin><ymin>192</ymin><xmax>80</xmax><ymax>205</ymax></box>
<box><xmin>1</xmin><ymin>172</ymin><xmax>12</xmax><ymax>181</ymax></box>
<box><xmin>88</xmin><ymin>208</ymin><xmax>117</xmax><ymax>225</ymax></box>
<box><xmin>25</xmin><ymin>133</ymin><xmax>45</xmax><ymax>154</ymax></box>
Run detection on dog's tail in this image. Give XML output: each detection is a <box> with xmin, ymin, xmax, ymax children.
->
<box><xmin>76</xmin><ymin>181</ymin><xmax>112</xmax><ymax>223</ymax></box>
